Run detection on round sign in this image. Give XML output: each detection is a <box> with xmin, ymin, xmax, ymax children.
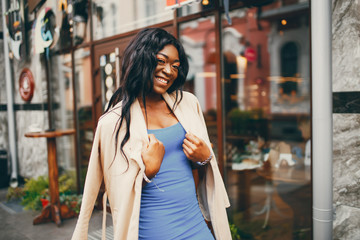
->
<box><xmin>244</xmin><ymin>47</ymin><xmax>257</xmax><ymax>62</ymax></box>
<box><xmin>19</xmin><ymin>68</ymin><xmax>35</xmax><ymax>102</ymax></box>
<box><xmin>104</xmin><ymin>63</ymin><xmax>113</xmax><ymax>75</ymax></box>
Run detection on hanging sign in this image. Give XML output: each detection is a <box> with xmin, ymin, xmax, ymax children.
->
<box><xmin>33</xmin><ymin>8</ymin><xmax>57</xmax><ymax>54</ymax></box>
<box><xmin>166</xmin><ymin>0</ymin><xmax>200</xmax><ymax>10</ymax></box>
<box><xmin>19</xmin><ymin>68</ymin><xmax>35</xmax><ymax>102</ymax></box>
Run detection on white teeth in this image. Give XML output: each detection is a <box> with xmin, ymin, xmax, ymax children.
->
<box><xmin>156</xmin><ymin>78</ymin><xmax>168</xmax><ymax>84</ymax></box>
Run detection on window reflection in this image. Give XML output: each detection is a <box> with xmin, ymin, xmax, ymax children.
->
<box><xmin>92</xmin><ymin>0</ymin><xmax>173</xmax><ymax>40</ymax></box>
<box><xmin>52</xmin><ymin>53</ymin><xmax>77</xmax><ymax>190</ymax></box>
<box><xmin>179</xmin><ymin>17</ymin><xmax>218</xmax><ymax>155</ymax></box>
<box><xmin>74</xmin><ymin>48</ymin><xmax>94</xmax><ymax>189</ymax></box>
<box><xmin>176</xmin><ymin>0</ymin><xmax>215</xmax><ymax>17</ymax></box>
<box><xmin>222</xmin><ymin>1</ymin><xmax>311</xmax><ymax>239</ymax></box>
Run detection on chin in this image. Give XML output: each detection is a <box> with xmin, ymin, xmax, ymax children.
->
<box><xmin>152</xmin><ymin>86</ymin><xmax>168</xmax><ymax>95</ymax></box>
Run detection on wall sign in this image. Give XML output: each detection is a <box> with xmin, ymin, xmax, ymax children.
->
<box><xmin>19</xmin><ymin>68</ymin><xmax>35</xmax><ymax>102</ymax></box>
<box><xmin>5</xmin><ymin>0</ymin><xmax>26</xmax><ymax>60</ymax></box>
<box><xmin>33</xmin><ymin>8</ymin><xmax>57</xmax><ymax>54</ymax></box>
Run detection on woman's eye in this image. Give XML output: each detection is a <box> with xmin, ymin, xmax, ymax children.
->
<box><xmin>157</xmin><ymin>59</ymin><xmax>165</xmax><ymax>64</ymax></box>
<box><xmin>172</xmin><ymin>65</ymin><xmax>179</xmax><ymax>70</ymax></box>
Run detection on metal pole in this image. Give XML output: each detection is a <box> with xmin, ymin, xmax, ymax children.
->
<box><xmin>311</xmin><ymin>0</ymin><xmax>333</xmax><ymax>239</ymax></box>
<box><xmin>2</xmin><ymin>0</ymin><xmax>18</xmax><ymax>187</ymax></box>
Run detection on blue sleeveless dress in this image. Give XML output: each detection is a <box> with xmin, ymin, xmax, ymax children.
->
<box><xmin>139</xmin><ymin>122</ymin><xmax>214</xmax><ymax>240</ymax></box>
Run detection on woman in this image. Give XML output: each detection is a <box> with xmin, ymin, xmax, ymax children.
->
<box><xmin>72</xmin><ymin>28</ymin><xmax>231</xmax><ymax>240</ymax></box>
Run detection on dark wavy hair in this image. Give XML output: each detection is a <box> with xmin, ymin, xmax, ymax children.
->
<box><xmin>104</xmin><ymin>28</ymin><xmax>189</xmax><ymax>168</ymax></box>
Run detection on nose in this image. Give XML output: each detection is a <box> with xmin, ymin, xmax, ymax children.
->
<box><xmin>163</xmin><ymin>63</ymin><xmax>171</xmax><ymax>74</ymax></box>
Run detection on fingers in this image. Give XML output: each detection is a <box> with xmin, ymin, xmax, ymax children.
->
<box><xmin>183</xmin><ymin>138</ymin><xmax>195</xmax><ymax>150</ymax></box>
<box><xmin>148</xmin><ymin>134</ymin><xmax>156</xmax><ymax>142</ymax></box>
<box><xmin>183</xmin><ymin>145</ymin><xmax>191</xmax><ymax>159</ymax></box>
<box><xmin>185</xmin><ymin>133</ymin><xmax>200</xmax><ymax>145</ymax></box>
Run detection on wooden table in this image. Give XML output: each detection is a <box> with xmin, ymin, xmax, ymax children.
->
<box><xmin>25</xmin><ymin>129</ymin><xmax>75</xmax><ymax>226</ymax></box>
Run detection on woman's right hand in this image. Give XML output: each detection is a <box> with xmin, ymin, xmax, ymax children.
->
<box><xmin>141</xmin><ymin>134</ymin><xmax>165</xmax><ymax>179</ymax></box>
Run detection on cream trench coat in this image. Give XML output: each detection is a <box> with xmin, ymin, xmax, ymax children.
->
<box><xmin>71</xmin><ymin>91</ymin><xmax>231</xmax><ymax>240</ymax></box>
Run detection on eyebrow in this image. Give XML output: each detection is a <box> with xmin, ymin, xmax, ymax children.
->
<box><xmin>157</xmin><ymin>53</ymin><xmax>180</xmax><ymax>63</ymax></box>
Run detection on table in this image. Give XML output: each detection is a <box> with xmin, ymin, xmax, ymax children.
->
<box><xmin>25</xmin><ymin>129</ymin><xmax>75</xmax><ymax>226</ymax></box>
<box><xmin>256</xmin><ymin>164</ymin><xmax>311</xmax><ymax>229</ymax></box>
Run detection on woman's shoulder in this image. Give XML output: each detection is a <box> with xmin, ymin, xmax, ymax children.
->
<box><xmin>97</xmin><ymin>102</ymin><xmax>123</xmax><ymax>128</ymax></box>
<box><xmin>181</xmin><ymin>91</ymin><xmax>196</xmax><ymax>100</ymax></box>
<box><xmin>179</xmin><ymin>91</ymin><xmax>200</xmax><ymax>108</ymax></box>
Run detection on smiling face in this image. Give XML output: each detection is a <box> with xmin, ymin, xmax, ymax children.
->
<box><xmin>152</xmin><ymin>44</ymin><xmax>180</xmax><ymax>96</ymax></box>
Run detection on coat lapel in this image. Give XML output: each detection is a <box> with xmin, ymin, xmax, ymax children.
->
<box><xmin>127</xmin><ymin>99</ymin><xmax>148</xmax><ymax>168</ymax></box>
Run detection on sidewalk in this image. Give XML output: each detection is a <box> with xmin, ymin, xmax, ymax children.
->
<box><xmin>0</xmin><ymin>188</ymin><xmax>113</xmax><ymax>240</ymax></box>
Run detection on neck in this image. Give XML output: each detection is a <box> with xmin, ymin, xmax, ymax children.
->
<box><xmin>139</xmin><ymin>93</ymin><xmax>164</xmax><ymax>108</ymax></box>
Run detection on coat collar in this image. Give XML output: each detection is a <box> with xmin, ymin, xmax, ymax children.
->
<box><xmin>127</xmin><ymin>91</ymin><xmax>190</xmax><ymax>168</ymax></box>
<box><xmin>129</xmin><ymin>91</ymin><xmax>191</xmax><ymax>145</ymax></box>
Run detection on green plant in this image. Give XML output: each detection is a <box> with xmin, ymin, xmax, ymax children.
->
<box><xmin>229</xmin><ymin>223</ymin><xmax>242</xmax><ymax>240</ymax></box>
<box><xmin>16</xmin><ymin>171</ymin><xmax>80</xmax><ymax>212</ymax></box>
<box><xmin>6</xmin><ymin>187</ymin><xmax>25</xmax><ymax>201</ymax></box>
<box><xmin>58</xmin><ymin>171</ymin><xmax>77</xmax><ymax>194</ymax></box>
<box><xmin>21</xmin><ymin>176</ymin><xmax>49</xmax><ymax>211</ymax></box>
<box><xmin>59</xmin><ymin>194</ymin><xmax>83</xmax><ymax>214</ymax></box>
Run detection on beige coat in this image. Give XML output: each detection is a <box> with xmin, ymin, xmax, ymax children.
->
<box><xmin>71</xmin><ymin>91</ymin><xmax>231</xmax><ymax>240</ymax></box>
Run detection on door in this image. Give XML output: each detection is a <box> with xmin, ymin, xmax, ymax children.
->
<box><xmin>90</xmin><ymin>25</ymin><xmax>173</xmax><ymax>209</ymax></box>
<box><xmin>92</xmin><ymin>26</ymin><xmax>174</xmax><ymax>124</ymax></box>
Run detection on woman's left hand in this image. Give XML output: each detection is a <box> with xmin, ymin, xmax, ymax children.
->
<box><xmin>183</xmin><ymin>133</ymin><xmax>211</xmax><ymax>163</ymax></box>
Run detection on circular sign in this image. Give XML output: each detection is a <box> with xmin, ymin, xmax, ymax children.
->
<box><xmin>104</xmin><ymin>63</ymin><xmax>113</xmax><ymax>75</ymax></box>
<box><xmin>19</xmin><ymin>68</ymin><xmax>35</xmax><ymax>102</ymax></box>
<box><xmin>244</xmin><ymin>47</ymin><xmax>257</xmax><ymax>62</ymax></box>
<box><xmin>105</xmin><ymin>76</ymin><xmax>114</xmax><ymax>88</ymax></box>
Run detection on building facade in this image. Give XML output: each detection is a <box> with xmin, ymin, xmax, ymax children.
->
<box><xmin>0</xmin><ymin>0</ymin><xmax>359</xmax><ymax>239</ymax></box>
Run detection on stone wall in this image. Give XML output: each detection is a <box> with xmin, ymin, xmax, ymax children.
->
<box><xmin>332</xmin><ymin>0</ymin><xmax>360</xmax><ymax>239</ymax></box>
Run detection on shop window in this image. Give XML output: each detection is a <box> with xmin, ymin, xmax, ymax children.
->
<box><xmin>176</xmin><ymin>0</ymin><xmax>216</xmax><ymax>17</ymax></box>
<box><xmin>221</xmin><ymin>3</ymin><xmax>311</xmax><ymax>239</ymax></box>
<box><xmin>179</xmin><ymin>16</ymin><xmax>218</xmax><ymax>155</ymax></box>
<box><xmin>92</xmin><ymin>0</ymin><xmax>173</xmax><ymax>40</ymax></box>
<box><xmin>74</xmin><ymin>48</ymin><xmax>94</xmax><ymax>190</ymax></box>
<box><xmin>280</xmin><ymin>42</ymin><xmax>298</xmax><ymax>96</ymax></box>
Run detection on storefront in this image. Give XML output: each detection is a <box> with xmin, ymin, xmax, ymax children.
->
<box><xmin>0</xmin><ymin>0</ymin><xmax>340</xmax><ymax>239</ymax></box>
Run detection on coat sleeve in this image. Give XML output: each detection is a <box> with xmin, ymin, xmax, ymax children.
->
<box><xmin>72</xmin><ymin>122</ymin><xmax>104</xmax><ymax>240</ymax></box>
<box><xmin>193</xmin><ymin>96</ymin><xmax>232</xmax><ymax>240</ymax></box>
<box><xmin>193</xmin><ymin>96</ymin><xmax>230</xmax><ymax>206</ymax></box>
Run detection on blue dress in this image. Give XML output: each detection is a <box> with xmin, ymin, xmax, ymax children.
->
<box><xmin>139</xmin><ymin>122</ymin><xmax>214</xmax><ymax>240</ymax></box>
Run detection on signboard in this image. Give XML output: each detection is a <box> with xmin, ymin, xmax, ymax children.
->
<box><xmin>19</xmin><ymin>68</ymin><xmax>35</xmax><ymax>102</ymax></box>
<box><xmin>33</xmin><ymin>8</ymin><xmax>56</xmax><ymax>54</ymax></box>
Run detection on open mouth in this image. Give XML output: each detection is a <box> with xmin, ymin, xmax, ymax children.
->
<box><xmin>155</xmin><ymin>77</ymin><xmax>169</xmax><ymax>84</ymax></box>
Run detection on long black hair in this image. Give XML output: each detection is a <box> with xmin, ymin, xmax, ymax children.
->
<box><xmin>104</xmin><ymin>28</ymin><xmax>189</xmax><ymax>167</ymax></box>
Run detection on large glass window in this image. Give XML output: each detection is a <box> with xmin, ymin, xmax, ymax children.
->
<box><xmin>52</xmin><ymin>53</ymin><xmax>77</xmax><ymax>189</ymax></box>
<box><xmin>176</xmin><ymin>0</ymin><xmax>216</xmax><ymax>17</ymax></box>
<box><xmin>179</xmin><ymin>16</ymin><xmax>218</xmax><ymax>155</ymax></box>
<box><xmin>222</xmin><ymin>1</ymin><xmax>311</xmax><ymax>239</ymax></box>
<box><xmin>92</xmin><ymin>0</ymin><xmax>173</xmax><ymax>40</ymax></box>
<box><xmin>74</xmin><ymin>48</ymin><xmax>94</xmax><ymax>189</ymax></box>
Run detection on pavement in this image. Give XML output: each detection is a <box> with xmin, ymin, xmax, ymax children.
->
<box><xmin>0</xmin><ymin>188</ymin><xmax>113</xmax><ymax>240</ymax></box>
